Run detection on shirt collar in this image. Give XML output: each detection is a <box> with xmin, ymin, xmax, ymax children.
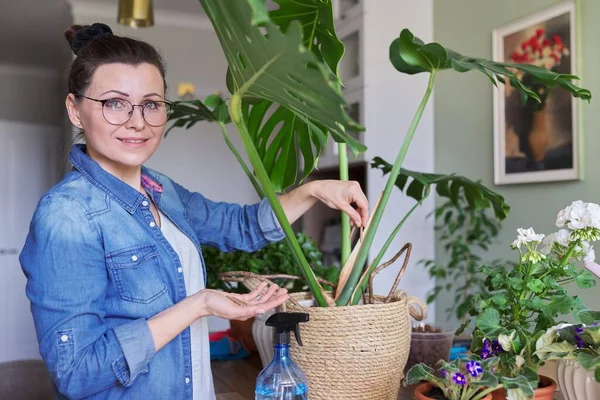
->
<box><xmin>69</xmin><ymin>144</ymin><xmax>163</xmax><ymax>214</ymax></box>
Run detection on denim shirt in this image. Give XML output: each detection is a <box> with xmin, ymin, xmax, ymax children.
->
<box><xmin>19</xmin><ymin>144</ymin><xmax>285</xmax><ymax>399</ymax></box>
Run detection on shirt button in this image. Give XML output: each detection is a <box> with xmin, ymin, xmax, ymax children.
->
<box><xmin>177</xmin><ymin>267</ymin><xmax>183</xmax><ymax>273</ymax></box>
<box><xmin>60</xmin><ymin>335</ymin><xmax>69</xmax><ymax>343</ymax></box>
<box><xmin>142</xmin><ymin>200</ymin><xmax>149</xmax><ymax>207</ymax></box>
<box><xmin>185</xmin><ymin>377</ymin><xmax>190</xmax><ymax>384</ymax></box>
<box><xmin>149</xmin><ymin>221</ymin><xmax>156</xmax><ymax>228</ymax></box>
<box><xmin>131</xmin><ymin>255</ymin><xmax>138</xmax><ymax>262</ymax></box>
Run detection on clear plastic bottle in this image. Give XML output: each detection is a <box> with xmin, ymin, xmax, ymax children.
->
<box><xmin>255</xmin><ymin>313</ymin><xmax>309</xmax><ymax>400</ymax></box>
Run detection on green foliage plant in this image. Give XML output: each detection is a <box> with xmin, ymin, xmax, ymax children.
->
<box><xmin>421</xmin><ymin>196</ymin><xmax>506</xmax><ymax>322</ymax></box>
<box><xmin>203</xmin><ymin>232</ymin><xmax>339</xmax><ymax>294</ymax></box>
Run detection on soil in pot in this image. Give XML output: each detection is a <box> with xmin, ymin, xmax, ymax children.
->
<box><xmin>424</xmin><ymin>387</ymin><xmax>448</xmax><ymax>400</ymax></box>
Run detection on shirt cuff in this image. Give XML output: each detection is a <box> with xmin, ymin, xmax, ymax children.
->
<box><xmin>112</xmin><ymin>318</ymin><xmax>155</xmax><ymax>386</ymax></box>
<box><xmin>257</xmin><ymin>197</ymin><xmax>285</xmax><ymax>242</ymax></box>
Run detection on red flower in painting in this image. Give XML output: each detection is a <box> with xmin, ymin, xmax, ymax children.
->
<box><xmin>510</xmin><ymin>27</ymin><xmax>570</xmax><ymax>70</ymax></box>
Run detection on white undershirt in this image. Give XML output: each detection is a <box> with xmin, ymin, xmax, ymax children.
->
<box><xmin>158</xmin><ymin>210</ymin><xmax>216</xmax><ymax>400</ymax></box>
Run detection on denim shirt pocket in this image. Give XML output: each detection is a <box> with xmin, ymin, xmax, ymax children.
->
<box><xmin>57</xmin><ymin>330</ymin><xmax>74</xmax><ymax>378</ymax></box>
<box><xmin>106</xmin><ymin>243</ymin><xmax>167</xmax><ymax>303</ymax></box>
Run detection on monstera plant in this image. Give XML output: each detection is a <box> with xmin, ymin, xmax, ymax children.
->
<box><xmin>167</xmin><ymin>0</ymin><xmax>591</xmax><ymax>307</ymax></box>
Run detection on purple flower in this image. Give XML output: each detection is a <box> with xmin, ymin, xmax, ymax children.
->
<box><xmin>575</xmin><ymin>335</ymin><xmax>585</xmax><ymax>349</ymax></box>
<box><xmin>576</xmin><ymin>326</ymin><xmax>585</xmax><ymax>334</ymax></box>
<box><xmin>466</xmin><ymin>360</ymin><xmax>483</xmax><ymax>378</ymax></box>
<box><xmin>591</xmin><ymin>322</ymin><xmax>600</xmax><ymax>327</ymax></box>
<box><xmin>440</xmin><ymin>369</ymin><xmax>447</xmax><ymax>379</ymax></box>
<box><xmin>492</xmin><ymin>340</ymin><xmax>503</xmax><ymax>354</ymax></box>
<box><xmin>452</xmin><ymin>372</ymin><xmax>467</xmax><ymax>386</ymax></box>
<box><xmin>480</xmin><ymin>339</ymin><xmax>492</xmax><ymax>359</ymax></box>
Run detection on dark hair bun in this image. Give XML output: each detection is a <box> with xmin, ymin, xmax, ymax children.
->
<box><xmin>65</xmin><ymin>23</ymin><xmax>113</xmax><ymax>55</ymax></box>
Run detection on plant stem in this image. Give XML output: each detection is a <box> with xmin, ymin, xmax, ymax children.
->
<box><xmin>471</xmin><ymin>383</ymin><xmax>504</xmax><ymax>400</ymax></box>
<box><xmin>559</xmin><ymin>245</ymin><xmax>576</xmax><ymax>268</ymax></box>
<box><xmin>229</xmin><ymin>94</ymin><xmax>328</xmax><ymax>307</ymax></box>
<box><xmin>472</xmin><ymin>384</ymin><xmax>503</xmax><ymax>400</ymax></box>
<box><xmin>219</xmin><ymin>123</ymin><xmax>265</xmax><ymax>198</ymax></box>
<box><xmin>337</xmin><ymin>72</ymin><xmax>436</xmax><ymax>306</ymax></box>
<box><xmin>338</xmin><ymin>143</ymin><xmax>351</xmax><ymax>265</ymax></box>
<box><xmin>350</xmin><ymin>198</ymin><xmax>425</xmax><ymax>305</ymax></box>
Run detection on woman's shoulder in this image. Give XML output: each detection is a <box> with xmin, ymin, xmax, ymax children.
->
<box><xmin>34</xmin><ymin>171</ymin><xmax>99</xmax><ymax>217</ymax></box>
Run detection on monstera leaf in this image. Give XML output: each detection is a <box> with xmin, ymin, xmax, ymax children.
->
<box><xmin>390</xmin><ymin>29</ymin><xmax>592</xmax><ymax>103</ymax></box>
<box><xmin>269</xmin><ymin>0</ymin><xmax>344</xmax><ymax>77</ymax></box>
<box><xmin>200</xmin><ymin>0</ymin><xmax>362</xmax><ymax>191</ymax></box>
<box><xmin>200</xmin><ymin>0</ymin><xmax>364</xmax><ymax>148</ymax></box>
<box><xmin>164</xmin><ymin>98</ymin><xmax>218</xmax><ymax>137</ymax></box>
<box><xmin>371</xmin><ymin>157</ymin><xmax>510</xmax><ymax>220</ymax></box>
<box><xmin>242</xmin><ymin>100</ymin><xmax>328</xmax><ymax>191</ymax></box>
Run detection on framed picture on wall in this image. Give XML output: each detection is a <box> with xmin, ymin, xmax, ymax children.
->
<box><xmin>492</xmin><ymin>1</ymin><xmax>580</xmax><ymax>185</ymax></box>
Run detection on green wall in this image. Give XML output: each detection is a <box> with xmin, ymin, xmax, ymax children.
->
<box><xmin>434</xmin><ymin>0</ymin><xmax>600</xmax><ymax>324</ymax></box>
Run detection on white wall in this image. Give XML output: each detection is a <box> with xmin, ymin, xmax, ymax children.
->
<box><xmin>0</xmin><ymin>61</ymin><xmax>66</xmax><ymax>361</ymax></box>
<box><xmin>362</xmin><ymin>0</ymin><xmax>436</xmax><ymax>321</ymax></box>
<box><xmin>0</xmin><ymin>121</ymin><xmax>62</xmax><ymax>363</ymax></box>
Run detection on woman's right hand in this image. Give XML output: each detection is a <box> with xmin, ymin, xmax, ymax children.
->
<box><xmin>198</xmin><ymin>282</ymin><xmax>289</xmax><ymax>321</ymax></box>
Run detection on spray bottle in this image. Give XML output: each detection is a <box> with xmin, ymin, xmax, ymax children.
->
<box><xmin>255</xmin><ymin>312</ymin><xmax>309</xmax><ymax>400</ymax></box>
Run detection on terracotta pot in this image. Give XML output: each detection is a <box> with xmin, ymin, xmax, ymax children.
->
<box><xmin>415</xmin><ymin>382</ymin><xmax>492</xmax><ymax>400</ymax></box>
<box><xmin>491</xmin><ymin>376</ymin><xmax>557</xmax><ymax>400</ymax></box>
<box><xmin>229</xmin><ymin>317</ymin><xmax>256</xmax><ymax>352</ymax></box>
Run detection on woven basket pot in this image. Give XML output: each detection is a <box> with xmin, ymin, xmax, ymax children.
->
<box><xmin>286</xmin><ymin>291</ymin><xmax>426</xmax><ymax>400</ymax></box>
<box><xmin>218</xmin><ymin>271</ymin><xmax>427</xmax><ymax>399</ymax></box>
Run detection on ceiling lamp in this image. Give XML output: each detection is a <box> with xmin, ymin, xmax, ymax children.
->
<box><xmin>118</xmin><ymin>0</ymin><xmax>154</xmax><ymax>28</ymax></box>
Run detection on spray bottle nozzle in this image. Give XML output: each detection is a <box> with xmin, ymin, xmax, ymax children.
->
<box><xmin>265</xmin><ymin>312</ymin><xmax>309</xmax><ymax>346</ymax></box>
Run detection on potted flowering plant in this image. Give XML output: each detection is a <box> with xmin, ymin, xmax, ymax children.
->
<box><xmin>464</xmin><ymin>201</ymin><xmax>600</xmax><ymax>400</ymax></box>
<box><xmin>403</xmin><ymin>356</ymin><xmax>502</xmax><ymax>400</ymax></box>
<box><xmin>534</xmin><ymin>310</ymin><xmax>600</xmax><ymax>400</ymax></box>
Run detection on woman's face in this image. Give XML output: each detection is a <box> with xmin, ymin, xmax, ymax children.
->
<box><xmin>66</xmin><ymin>63</ymin><xmax>166</xmax><ymax>177</ymax></box>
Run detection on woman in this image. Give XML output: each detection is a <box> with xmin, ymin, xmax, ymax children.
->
<box><xmin>19</xmin><ymin>23</ymin><xmax>369</xmax><ymax>400</ymax></box>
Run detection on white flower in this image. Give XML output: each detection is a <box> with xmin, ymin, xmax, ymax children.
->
<box><xmin>556</xmin><ymin>229</ymin><xmax>571</xmax><ymax>246</ymax></box>
<box><xmin>515</xmin><ymin>355</ymin><xmax>525</xmax><ymax>369</ymax></box>
<box><xmin>568</xmin><ymin>206</ymin><xmax>591</xmax><ymax>230</ymax></box>
<box><xmin>540</xmin><ymin>233</ymin><xmax>555</xmax><ymax>255</ymax></box>
<box><xmin>498</xmin><ymin>331</ymin><xmax>516</xmax><ymax>352</ymax></box>
<box><xmin>535</xmin><ymin>326</ymin><xmax>558</xmax><ymax>351</ymax></box>
<box><xmin>587</xmin><ymin>203</ymin><xmax>600</xmax><ymax>229</ymax></box>
<box><xmin>556</xmin><ymin>211</ymin><xmax>568</xmax><ymax>229</ymax></box>
<box><xmin>541</xmin><ymin>229</ymin><xmax>572</xmax><ymax>255</ymax></box>
<box><xmin>583</xmin><ymin>241</ymin><xmax>595</xmax><ymax>263</ymax></box>
<box><xmin>512</xmin><ymin>228</ymin><xmax>545</xmax><ymax>249</ymax></box>
<box><xmin>556</xmin><ymin>201</ymin><xmax>600</xmax><ymax>231</ymax></box>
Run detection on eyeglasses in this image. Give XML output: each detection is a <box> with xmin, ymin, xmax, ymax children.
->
<box><xmin>75</xmin><ymin>94</ymin><xmax>173</xmax><ymax>127</ymax></box>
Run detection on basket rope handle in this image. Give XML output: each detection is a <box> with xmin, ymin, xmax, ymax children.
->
<box><xmin>218</xmin><ymin>271</ymin><xmax>333</xmax><ymax>308</ymax></box>
<box><xmin>407</xmin><ymin>295</ymin><xmax>427</xmax><ymax>321</ymax></box>
<box><xmin>366</xmin><ymin>242</ymin><xmax>412</xmax><ymax>304</ymax></box>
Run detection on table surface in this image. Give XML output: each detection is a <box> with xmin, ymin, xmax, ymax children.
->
<box><xmin>212</xmin><ymin>354</ymin><xmax>565</xmax><ymax>400</ymax></box>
